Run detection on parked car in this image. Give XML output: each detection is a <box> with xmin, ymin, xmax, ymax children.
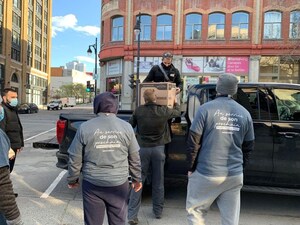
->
<box><xmin>18</xmin><ymin>103</ymin><xmax>39</xmax><ymax>114</ymax></box>
<box><xmin>47</xmin><ymin>100</ymin><xmax>63</xmax><ymax>110</ymax></box>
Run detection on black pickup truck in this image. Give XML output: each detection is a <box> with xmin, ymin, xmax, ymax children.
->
<box><xmin>35</xmin><ymin>82</ymin><xmax>300</xmax><ymax>195</ymax></box>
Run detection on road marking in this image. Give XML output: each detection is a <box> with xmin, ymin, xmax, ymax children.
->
<box><xmin>40</xmin><ymin>170</ymin><xmax>67</xmax><ymax>199</ymax></box>
<box><xmin>24</xmin><ymin>127</ymin><xmax>56</xmax><ymax>142</ymax></box>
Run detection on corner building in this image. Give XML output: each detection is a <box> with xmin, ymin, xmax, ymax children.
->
<box><xmin>0</xmin><ymin>0</ymin><xmax>52</xmax><ymax>106</ymax></box>
<box><xmin>99</xmin><ymin>0</ymin><xmax>300</xmax><ymax>110</ymax></box>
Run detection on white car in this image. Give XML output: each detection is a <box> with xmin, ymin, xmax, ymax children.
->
<box><xmin>47</xmin><ymin>100</ymin><xmax>63</xmax><ymax>110</ymax></box>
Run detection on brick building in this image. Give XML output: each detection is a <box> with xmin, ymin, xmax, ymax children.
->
<box><xmin>99</xmin><ymin>0</ymin><xmax>300</xmax><ymax>110</ymax></box>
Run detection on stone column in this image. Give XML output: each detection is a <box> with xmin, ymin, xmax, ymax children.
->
<box><xmin>249</xmin><ymin>55</ymin><xmax>261</xmax><ymax>82</ymax></box>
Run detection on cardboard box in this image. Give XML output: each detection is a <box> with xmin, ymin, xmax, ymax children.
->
<box><xmin>138</xmin><ymin>82</ymin><xmax>176</xmax><ymax>108</ymax></box>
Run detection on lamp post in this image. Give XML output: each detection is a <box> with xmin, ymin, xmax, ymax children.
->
<box><xmin>87</xmin><ymin>37</ymin><xmax>98</xmax><ymax>97</ymax></box>
<box><xmin>134</xmin><ymin>12</ymin><xmax>141</xmax><ymax>107</ymax></box>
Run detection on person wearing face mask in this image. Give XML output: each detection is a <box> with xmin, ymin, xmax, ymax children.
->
<box><xmin>143</xmin><ymin>52</ymin><xmax>183</xmax><ymax>94</ymax></box>
<box><xmin>0</xmin><ymin>96</ymin><xmax>24</xmax><ymax>225</ymax></box>
<box><xmin>0</xmin><ymin>88</ymin><xmax>24</xmax><ymax>174</ymax></box>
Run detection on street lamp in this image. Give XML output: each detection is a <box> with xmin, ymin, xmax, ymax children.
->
<box><xmin>87</xmin><ymin>37</ymin><xmax>98</xmax><ymax>97</ymax></box>
<box><xmin>134</xmin><ymin>12</ymin><xmax>141</xmax><ymax>107</ymax></box>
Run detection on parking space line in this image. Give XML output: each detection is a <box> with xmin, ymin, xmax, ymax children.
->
<box><xmin>40</xmin><ymin>170</ymin><xmax>67</xmax><ymax>199</ymax></box>
<box><xmin>24</xmin><ymin>127</ymin><xmax>56</xmax><ymax>142</ymax></box>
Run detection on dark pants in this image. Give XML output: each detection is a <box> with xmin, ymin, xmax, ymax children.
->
<box><xmin>128</xmin><ymin>145</ymin><xmax>165</xmax><ymax>220</ymax></box>
<box><xmin>82</xmin><ymin>179</ymin><xmax>129</xmax><ymax>225</ymax></box>
<box><xmin>0</xmin><ymin>167</ymin><xmax>20</xmax><ymax>222</ymax></box>
<box><xmin>9</xmin><ymin>149</ymin><xmax>17</xmax><ymax>173</ymax></box>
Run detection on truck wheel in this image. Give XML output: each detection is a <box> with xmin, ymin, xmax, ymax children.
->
<box><xmin>47</xmin><ymin>107</ymin><xmax>50</xmax><ymax>110</ymax></box>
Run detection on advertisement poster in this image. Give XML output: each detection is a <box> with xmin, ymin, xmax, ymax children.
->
<box><xmin>107</xmin><ymin>59</ymin><xmax>122</xmax><ymax>76</ymax></box>
<box><xmin>203</xmin><ymin>56</ymin><xmax>226</xmax><ymax>73</ymax></box>
<box><xmin>226</xmin><ymin>57</ymin><xmax>249</xmax><ymax>73</ymax></box>
<box><xmin>134</xmin><ymin>57</ymin><xmax>160</xmax><ymax>73</ymax></box>
<box><xmin>182</xmin><ymin>57</ymin><xmax>204</xmax><ymax>73</ymax></box>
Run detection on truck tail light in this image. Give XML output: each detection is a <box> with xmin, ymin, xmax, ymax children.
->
<box><xmin>56</xmin><ymin>120</ymin><xmax>67</xmax><ymax>144</ymax></box>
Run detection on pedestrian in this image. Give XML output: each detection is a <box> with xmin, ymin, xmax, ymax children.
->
<box><xmin>0</xmin><ymin>88</ymin><xmax>24</xmax><ymax>174</ymax></box>
<box><xmin>127</xmin><ymin>89</ymin><xmax>181</xmax><ymax>224</ymax></box>
<box><xmin>186</xmin><ymin>73</ymin><xmax>255</xmax><ymax>225</ymax></box>
<box><xmin>143</xmin><ymin>52</ymin><xmax>183</xmax><ymax>94</ymax></box>
<box><xmin>67</xmin><ymin>92</ymin><xmax>142</xmax><ymax>225</ymax></box>
<box><xmin>0</xmin><ymin>96</ymin><xmax>24</xmax><ymax>225</ymax></box>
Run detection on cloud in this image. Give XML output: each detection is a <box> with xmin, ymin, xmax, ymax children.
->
<box><xmin>74</xmin><ymin>56</ymin><xmax>95</xmax><ymax>64</ymax></box>
<box><xmin>52</xmin><ymin>14</ymin><xmax>100</xmax><ymax>37</ymax></box>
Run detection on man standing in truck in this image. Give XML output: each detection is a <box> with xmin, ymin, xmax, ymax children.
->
<box><xmin>143</xmin><ymin>52</ymin><xmax>183</xmax><ymax>95</ymax></box>
<box><xmin>127</xmin><ymin>89</ymin><xmax>181</xmax><ymax>224</ymax></box>
<box><xmin>186</xmin><ymin>73</ymin><xmax>255</xmax><ymax>225</ymax></box>
<box><xmin>67</xmin><ymin>92</ymin><xmax>142</xmax><ymax>225</ymax></box>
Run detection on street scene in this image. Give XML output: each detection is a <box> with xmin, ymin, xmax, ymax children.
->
<box><xmin>2</xmin><ymin>0</ymin><xmax>300</xmax><ymax>225</ymax></box>
<box><xmin>4</xmin><ymin>107</ymin><xmax>300</xmax><ymax>225</ymax></box>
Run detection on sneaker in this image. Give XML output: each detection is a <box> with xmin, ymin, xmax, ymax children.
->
<box><xmin>155</xmin><ymin>214</ymin><xmax>162</xmax><ymax>219</ymax></box>
<box><xmin>128</xmin><ymin>218</ymin><xmax>139</xmax><ymax>225</ymax></box>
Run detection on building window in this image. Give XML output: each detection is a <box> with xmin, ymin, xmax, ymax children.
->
<box><xmin>135</xmin><ymin>14</ymin><xmax>151</xmax><ymax>41</ymax></box>
<box><xmin>35</xmin><ymin>31</ymin><xmax>41</xmax><ymax>43</ymax></box>
<box><xmin>27</xmin><ymin>41</ymin><xmax>32</xmax><ymax>66</ymax></box>
<box><xmin>185</xmin><ymin>13</ymin><xmax>202</xmax><ymax>40</ymax></box>
<box><xmin>156</xmin><ymin>14</ymin><xmax>172</xmax><ymax>40</ymax></box>
<box><xmin>208</xmin><ymin>13</ymin><xmax>225</xmax><ymax>40</ymax></box>
<box><xmin>13</xmin><ymin>12</ymin><xmax>21</xmax><ymax>27</ymax></box>
<box><xmin>13</xmin><ymin>0</ymin><xmax>21</xmax><ymax>9</ymax></box>
<box><xmin>231</xmin><ymin>12</ymin><xmax>249</xmax><ymax>39</ymax></box>
<box><xmin>290</xmin><ymin>11</ymin><xmax>300</xmax><ymax>39</ymax></box>
<box><xmin>36</xmin><ymin>17</ymin><xmax>42</xmax><ymax>29</ymax></box>
<box><xmin>264</xmin><ymin>11</ymin><xmax>281</xmax><ymax>39</ymax></box>
<box><xmin>111</xmin><ymin>16</ymin><xmax>124</xmax><ymax>41</ymax></box>
<box><xmin>12</xmin><ymin>30</ymin><xmax>20</xmax><ymax>46</ymax></box>
<box><xmin>36</xmin><ymin>2</ymin><xmax>42</xmax><ymax>15</ymax></box>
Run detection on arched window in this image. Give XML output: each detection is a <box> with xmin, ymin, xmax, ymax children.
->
<box><xmin>231</xmin><ymin>12</ymin><xmax>249</xmax><ymax>39</ymax></box>
<box><xmin>185</xmin><ymin>13</ymin><xmax>202</xmax><ymax>40</ymax></box>
<box><xmin>208</xmin><ymin>13</ymin><xmax>225</xmax><ymax>40</ymax></box>
<box><xmin>135</xmin><ymin>15</ymin><xmax>151</xmax><ymax>41</ymax></box>
<box><xmin>156</xmin><ymin>14</ymin><xmax>172</xmax><ymax>40</ymax></box>
<box><xmin>264</xmin><ymin>11</ymin><xmax>282</xmax><ymax>39</ymax></box>
<box><xmin>111</xmin><ymin>16</ymin><xmax>124</xmax><ymax>41</ymax></box>
<box><xmin>11</xmin><ymin>73</ymin><xmax>18</xmax><ymax>83</ymax></box>
<box><xmin>290</xmin><ymin>10</ymin><xmax>300</xmax><ymax>39</ymax></box>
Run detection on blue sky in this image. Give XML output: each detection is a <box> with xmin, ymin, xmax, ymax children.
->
<box><xmin>51</xmin><ymin>0</ymin><xmax>101</xmax><ymax>72</ymax></box>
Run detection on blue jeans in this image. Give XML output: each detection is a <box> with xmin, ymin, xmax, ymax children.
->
<box><xmin>128</xmin><ymin>145</ymin><xmax>165</xmax><ymax>220</ymax></box>
<box><xmin>0</xmin><ymin>213</ymin><xmax>7</xmax><ymax>225</ymax></box>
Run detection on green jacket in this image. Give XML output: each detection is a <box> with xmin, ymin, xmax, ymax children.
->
<box><xmin>129</xmin><ymin>102</ymin><xmax>181</xmax><ymax>147</ymax></box>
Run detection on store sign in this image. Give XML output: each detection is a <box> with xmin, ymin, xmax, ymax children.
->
<box><xmin>226</xmin><ymin>57</ymin><xmax>249</xmax><ymax>73</ymax></box>
<box><xmin>107</xmin><ymin>59</ymin><xmax>122</xmax><ymax>76</ymax></box>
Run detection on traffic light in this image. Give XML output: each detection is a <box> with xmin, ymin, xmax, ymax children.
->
<box><xmin>128</xmin><ymin>74</ymin><xmax>136</xmax><ymax>89</ymax></box>
<box><xmin>90</xmin><ymin>84</ymin><xmax>95</xmax><ymax>92</ymax></box>
<box><xmin>86</xmin><ymin>81</ymin><xmax>91</xmax><ymax>92</ymax></box>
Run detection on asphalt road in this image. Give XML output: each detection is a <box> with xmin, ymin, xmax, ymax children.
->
<box><xmin>6</xmin><ymin>105</ymin><xmax>300</xmax><ymax>225</ymax></box>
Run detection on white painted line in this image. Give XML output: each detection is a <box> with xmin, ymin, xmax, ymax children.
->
<box><xmin>24</xmin><ymin>127</ymin><xmax>56</xmax><ymax>142</ymax></box>
<box><xmin>40</xmin><ymin>170</ymin><xmax>67</xmax><ymax>199</ymax></box>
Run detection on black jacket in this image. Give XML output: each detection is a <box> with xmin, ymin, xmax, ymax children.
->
<box><xmin>129</xmin><ymin>102</ymin><xmax>181</xmax><ymax>147</ymax></box>
<box><xmin>0</xmin><ymin>103</ymin><xmax>24</xmax><ymax>149</ymax></box>
<box><xmin>143</xmin><ymin>63</ymin><xmax>183</xmax><ymax>90</ymax></box>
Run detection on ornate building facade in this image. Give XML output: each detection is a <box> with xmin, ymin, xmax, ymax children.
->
<box><xmin>99</xmin><ymin>0</ymin><xmax>300</xmax><ymax>109</ymax></box>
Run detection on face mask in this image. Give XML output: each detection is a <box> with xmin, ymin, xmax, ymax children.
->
<box><xmin>0</xmin><ymin>106</ymin><xmax>4</xmax><ymax>121</ymax></box>
<box><xmin>9</xmin><ymin>98</ymin><xmax>18</xmax><ymax>107</ymax></box>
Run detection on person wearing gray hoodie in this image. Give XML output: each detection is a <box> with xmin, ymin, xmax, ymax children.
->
<box><xmin>67</xmin><ymin>92</ymin><xmax>142</xmax><ymax>225</ymax></box>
